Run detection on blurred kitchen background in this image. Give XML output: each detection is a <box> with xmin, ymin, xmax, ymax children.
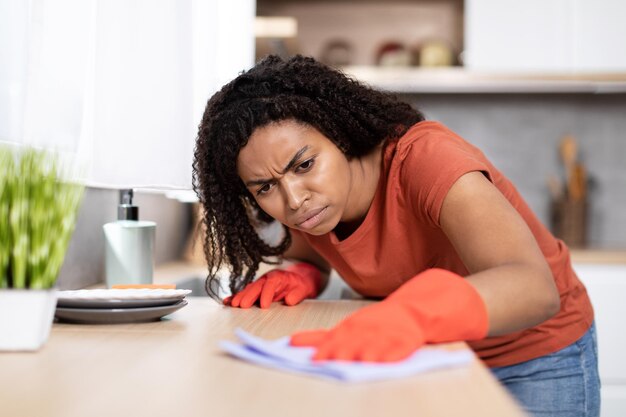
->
<box><xmin>2</xmin><ymin>0</ymin><xmax>625</xmax><ymax>285</ymax></box>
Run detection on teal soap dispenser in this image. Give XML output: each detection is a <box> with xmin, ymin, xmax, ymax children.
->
<box><xmin>103</xmin><ymin>189</ymin><xmax>156</xmax><ymax>287</ymax></box>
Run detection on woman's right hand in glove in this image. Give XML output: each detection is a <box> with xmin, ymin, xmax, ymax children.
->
<box><xmin>223</xmin><ymin>262</ymin><xmax>322</xmax><ymax>309</ymax></box>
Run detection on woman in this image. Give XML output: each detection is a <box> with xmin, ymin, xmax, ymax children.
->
<box><xmin>193</xmin><ymin>55</ymin><xmax>599</xmax><ymax>417</ymax></box>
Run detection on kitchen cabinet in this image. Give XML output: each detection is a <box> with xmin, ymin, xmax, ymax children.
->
<box><xmin>257</xmin><ymin>0</ymin><xmax>464</xmax><ymax>66</ymax></box>
<box><xmin>258</xmin><ymin>0</ymin><xmax>626</xmax><ymax>93</ymax></box>
<box><xmin>464</xmin><ymin>0</ymin><xmax>626</xmax><ymax>72</ymax></box>
<box><xmin>574</xmin><ymin>263</ymin><xmax>626</xmax><ymax>417</ymax></box>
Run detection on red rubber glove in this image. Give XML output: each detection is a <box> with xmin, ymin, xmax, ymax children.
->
<box><xmin>290</xmin><ymin>268</ymin><xmax>489</xmax><ymax>362</ymax></box>
<box><xmin>223</xmin><ymin>262</ymin><xmax>321</xmax><ymax>309</ymax></box>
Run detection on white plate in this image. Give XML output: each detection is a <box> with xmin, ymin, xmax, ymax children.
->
<box><xmin>57</xmin><ymin>288</ymin><xmax>192</xmax><ymax>301</ymax></box>
<box><xmin>56</xmin><ymin>297</ymin><xmax>183</xmax><ymax>309</ymax></box>
<box><xmin>54</xmin><ymin>300</ymin><xmax>188</xmax><ymax>324</ymax></box>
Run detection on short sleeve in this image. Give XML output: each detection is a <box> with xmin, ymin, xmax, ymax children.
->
<box><xmin>397</xmin><ymin>130</ymin><xmax>492</xmax><ymax>227</ymax></box>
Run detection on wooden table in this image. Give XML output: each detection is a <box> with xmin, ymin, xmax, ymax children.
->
<box><xmin>0</xmin><ymin>298</ymin><xmax>527</xmax><ymax>417</ymax></box>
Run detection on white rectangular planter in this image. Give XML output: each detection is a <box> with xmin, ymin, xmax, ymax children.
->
<box><xmin>0</xmin><ymin>289</ymin><xmax>57</xmax><ymax>351</ymax></box>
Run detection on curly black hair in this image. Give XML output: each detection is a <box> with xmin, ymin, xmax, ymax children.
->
<box><xmin>192</xmin><ymin>55</ymin><xmax>424</xmax><ymax>300</ymax></box>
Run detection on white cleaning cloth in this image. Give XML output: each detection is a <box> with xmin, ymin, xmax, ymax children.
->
<box><xmin>220</xmin><ymin>328</ymin><xmax>474</xmax><ymax>382</ymax></box>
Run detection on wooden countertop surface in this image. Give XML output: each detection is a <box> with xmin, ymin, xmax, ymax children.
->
<box><xmin>570</xmin><ymin>249</ymin><xmax>626</xmax><ymax>264</ymax></box>
<box><xmin>0</xmin><ymin>298</ymin><xmax>526</xmax><ymax>417</ymax></box>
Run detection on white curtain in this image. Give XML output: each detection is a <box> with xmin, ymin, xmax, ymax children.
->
<box><xmin>0</xmin><ymin>0</ymin><xmax>255</xmax><ymax>190</ymax></box>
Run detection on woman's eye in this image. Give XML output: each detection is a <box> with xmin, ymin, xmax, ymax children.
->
<box><xmin>256</xmin><ymin>183</ymin><xmax>273</xmax><ymax>195</ymax></box>
<box><xmin>296</xmin><ymin>159</ymin><xmax>314</xmax><ymax>172</ymax></box>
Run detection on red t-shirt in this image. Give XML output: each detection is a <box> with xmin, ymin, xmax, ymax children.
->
<box><xmin>293</xmin><ymin>120</ymin><xmax>594</xmax><ymax>368</ymax></box>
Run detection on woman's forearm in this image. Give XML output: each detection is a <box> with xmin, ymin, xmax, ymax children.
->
<box><xmin>466</xmin><ymin>261</ymin><xmax>560</xmax><ymax>336</ymax></box>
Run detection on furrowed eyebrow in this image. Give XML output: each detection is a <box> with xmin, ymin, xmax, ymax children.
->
<box><xmin>245</xmin><ymin>146</ymin><xmax>310</xmax><ymax>187</ymax></box>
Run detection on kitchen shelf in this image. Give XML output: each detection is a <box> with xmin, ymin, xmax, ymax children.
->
<box><xmin>342</xmin><ymin>66</ymin><xmax>626</xmax><ymax>94</ymax></box>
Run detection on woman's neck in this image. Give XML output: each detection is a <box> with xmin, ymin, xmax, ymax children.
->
<box><xmin>335</xmin><ymin>143</ymin><xmax>385</xmax><ymax>239</ymax></box>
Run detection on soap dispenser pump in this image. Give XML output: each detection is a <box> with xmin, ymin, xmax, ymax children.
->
<box><xmin>103</xmin><ymin>189</ymin><xmax>156</xmax><ymax>288</ymax></box>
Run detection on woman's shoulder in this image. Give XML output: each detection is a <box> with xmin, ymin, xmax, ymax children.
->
<box><xmin>385</xmin><ymin>120</ymin><xmax>473</xmax><ymax>169</ymax></box>
<box><xmin>394</xmin><ymin>120</ymin><xmax>461</xmax><ymax>155</ymax></box>
<box><xmin>386</xmin><ymin>120</ymin><xmax>493</xmax><ymax>222</ymax></box>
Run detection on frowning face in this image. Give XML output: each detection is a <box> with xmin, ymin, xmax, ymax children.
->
<box><xmin>236</xmin><ymin>120</ymin><xmax>362</xmax><ymax>235</ymax></box>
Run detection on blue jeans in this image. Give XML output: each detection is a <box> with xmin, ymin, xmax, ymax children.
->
<box><xmin>491</xmin><ymin>322</ymin><xmax>600</xmax><ymax>417</ymax></box>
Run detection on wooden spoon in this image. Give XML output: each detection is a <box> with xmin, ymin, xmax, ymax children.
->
<box><xmin>559</xmin><ymin>135</ymin><xmax>578</xmax><ymax>198</ymax></box>
<box><xmin>572</xmin><ymin>163</ymin><xmax>587</xmax><ymax>201</ymax></box>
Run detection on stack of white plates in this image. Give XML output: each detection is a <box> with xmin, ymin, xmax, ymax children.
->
<box><xmin>55</xmin><ymin>289</ymin><xmax>191</xmax><ymax>324</ymax></box>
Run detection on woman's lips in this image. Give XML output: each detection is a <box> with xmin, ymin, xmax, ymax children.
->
<box><xmin>296</xmin><ymin>207</ymin><xmax>328</xmax><ymax>230</ymax></box>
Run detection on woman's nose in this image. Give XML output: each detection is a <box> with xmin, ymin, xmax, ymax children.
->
<box><xmin>282</xmin><ymin>179</ymin><xmax>309</xmax><ymax>211</ymax></box>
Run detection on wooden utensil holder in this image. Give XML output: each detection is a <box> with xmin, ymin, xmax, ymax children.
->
<box><xmin>550</xmin><ymin>197</ymin><xmax>588</xmax><ymax>248</ymax></box>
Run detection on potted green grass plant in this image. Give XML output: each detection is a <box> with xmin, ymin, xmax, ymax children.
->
<box><xmin>0</xmin><ymin>145</ymin><xmax>83</xmax><ymax>351</ymax></box>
